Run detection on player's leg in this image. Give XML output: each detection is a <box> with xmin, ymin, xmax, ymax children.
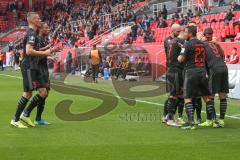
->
<box><xmin>35</xmin><ymin>95</ymin><xmax>50</xmax><ymax>125</ymax></box>
<box><xmin>181</xmin><ymin>71</ymin><xmax>200</xmax><ymax>130</ymax></box>
<box><xmin>218</xmin><ymin>67</ymin><xmax>229</xmax><ymax>127</ymax></box>
<box><xmin>218</xmin><ymin>92</ymin><xmax>227</xmax><ymax>127</ymax></box>
<box><xmin>176</xmin><ymin>97</ymin><xmax>185</xmax><ymax>124</ymax></box>
<box><xmin>181</xmin><ymin>98</ymin><xmax>196</xmax><ymax>130</ymax></box>
<box><xmin>21</xmin><ymin>88</ymin><xmax>48</xmax><ymax>126</ymax></box>
<box><xmin>11</xmin><ymin>68</ymin><xmax>34</xmax><ymax>128</ymax></box>
<box><xmin>199</xmin><ymin>96</ymin><xmax>216</xmax><ymax>127</ymax></box>
<box><xmin>166</xmin><ymin>96</ymin><xmax>181</xmax><ymax>126</ymax></box>
<box><xmin>165</xmin><ymin>71</ymin><xmax>181</xmax><ymax>126</ymax></box>
<box><xmin>35</xmin><ymin>74</ymin><xmax>51</xmax><ymax>124</ymax></box>
<box><xmin>11</xmin><ymin>91</ymin><xmax>32</xmax><ymax>128</ymax></box>
<box><xmin>162</xmin><ymin>98</ymin><xmax>169</xmax><ymax>123</ymax></box>
<box><xmin>193</xmin><ymin>98</ymin><xmax>202</xmax><ymax>124</ymax></box>
<box><xmin>35</xmin><ymin>88</ymin><xmax>50</xmax><ymax>125</ymax></box>
<box><xmin>23</xmin><ymin>88</ymin><xmax>48</xmax><ymax>117</ymax></box>
<box><xmin>21</xmin><ymin>69</ymin><xmax>48</xmax><ymax>126</ymax></box>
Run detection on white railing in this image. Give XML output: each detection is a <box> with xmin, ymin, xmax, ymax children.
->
<box><xmin>82</xmin><ymin>22</ymin><xmax>135</xmax><ymax>47</ymax></box>
<box><xmin>153</xmin><ymin>0</ymin><xmax>204</xmax><ymax>18</ymax></box>
<box><xmin>153</xmin><ymin>3</ymin><xmax>163</xmax><ymax>17</ymax></box>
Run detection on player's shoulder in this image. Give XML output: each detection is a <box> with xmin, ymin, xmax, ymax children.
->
<box><xmin>190</xmin><ymin>39</ymin><xmax>205</xmax><ymax>46</ymax></box>
<box><xmin>164</xmin><ymin>36</ymin><xmax>172</xmax><ymax>42</ymax></box>
<box><xmin>26</xmin><ymin>28</ymin><xmax>37</xmax><ymax>37</ymax></box>
<box><xmin>175</xmin><ymin>37</ymin><xmax>184</xmax><ymax>44</ymax></box>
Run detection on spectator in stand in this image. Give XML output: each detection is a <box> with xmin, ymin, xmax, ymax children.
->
<box><xmin>187</xmin><ymin>9</ymin><xmax>194</xmax><ymax>18</ymax></box>
<box><xmin>143</xmin><ymin>29</ymin><xmax>154</xmax><ymax>43</ymax></box>
<box><xmin>170</xmin><ymin>17</ymin><xmax>180</xmax><ymax>26</ymax></box>
<box><xmin>219</xmin><ymin>0</ymin><xmax>225</xmax><ymax>6</ymax></box>
<box><xmin>174</xmin><ymin>12</ymin><xmax>180</xmax><ymax>19</ymax></box>
<box><xmin>158</xmin><ymin>18</ymin><xmax>168</xmax><ymax>28</ymax></box>
<box><xmin>162</xmin><ymin>5</ymin><xmax>168</xmax><ymax>20</ymax></box>
<box><xmin>180</xmin><ymin>16</ymin><xmax>189</xmax><ymax>25</ymax></box>
<box><xmin>121</xmin><ymin>56</ymin><xmax>131</xmax><ymax>79</ymax></box>
<box><xmin>123</xmin><ymin>33</ymin><xmax>133</xmax><ymax>44</ymax></box>
<box><xmin>0</xmin><ymin>51</ymin><xmax>4</xmax><ymax>71</ymax></box>
<box><xmin>229</xmin><ymin>47</ymin><xmax>239</xmax><ymax>64</ymax></box>
<box><xmin>131</xmin><ymin>21</ymin><xmax>138</xmax><ymax>41</ymax></box>
<box><xmin>232</xmin><ymin>1</ymin><xmax>240</xmax><ymax>11</ymax></box>
<box><xmin>153</xmin><ymin>15</ymin><xmax>159</xmax><ymax>22</ymax></box>
<box><xmin>234</xmin><ymin>33</ymin><xmax>240</xmax><ymax>41</ymax></box>
<box><xmin>225</xmin><ymin>55</ymin><xmax>230</xmax><ymax>63</ymax></box>
<box><xmin>200</xmin><ymin>16</ymin><xmax>207</xmax><ymax>23</ymax></box>
<box><xmin>224</xmin><ymin>9</ymin><xmax>234</xmax><ymax>25</ymax></box>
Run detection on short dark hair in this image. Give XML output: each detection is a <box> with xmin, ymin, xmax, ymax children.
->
<box><xmin>186</xmin><ymin>26</ymin><xmax>197</xmax><ymax>36</ymax></box>
<box><xmin>233</xmin><ymin>47</ymin><xmax>237</xmax><ymax>50</ymax></box>
<box><xmin>204</xmin><ymin>27</ymin><xmax>213</xmax><ymax>35</ymax></box>
<box><xmin>39</xmin><ymin>21</ymin><xmax>47</xmax><ymax>28</ymax></box>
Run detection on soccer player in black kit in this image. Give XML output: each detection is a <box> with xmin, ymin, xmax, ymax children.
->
<box><xmin>199</xmin><ymin>27</ymin><xmax>229</xmax><ymax>128</ymax></box>
<box><xmin>178</xmin><ymin>26</ymin><xmax>215</xmax><ymax>130</ymax></box>
<box><xmin>33</xmin><ymin>22</ymin><xmax>52</xmax><ymax>125</ymax></box>
<box><xmin>163</xmin><ymin>24</ymin><xmax>185</xmax><ymax>126</ymax></box>
<box><xmin>10</xmin><ymin>12</ymin><xmax>59</xmax><ymax>128</ymax></box>
<box><xmin>10</xmin><ymin>12</ymin><xmax>51</xmax><ymax>128</ymax></box>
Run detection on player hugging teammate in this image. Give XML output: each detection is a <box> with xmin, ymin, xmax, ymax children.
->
<box><xmin>10</xmin><ymin>12</ymin><xmax>60</xmax><ymax>128</ymax></box>
<box><xmin>163</xmin><ymin>23</ymin><xmax>229</xmax><ymax>130</ymax></box>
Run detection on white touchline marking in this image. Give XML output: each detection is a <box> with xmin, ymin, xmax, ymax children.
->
<box><xmin>231</xmin><ymin>114</ymin><xmax>240</xmax><ymax>117</ymax></box>
<box><xmin>1</xmin><ymin>73</ymin><xmax>240</xmax><ymax>120</ymax></box>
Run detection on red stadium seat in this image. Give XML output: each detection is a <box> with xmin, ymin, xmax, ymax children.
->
<box><xmin>234</xmin><ymin>25</ymin><xmax>240</xmax><ymax>34</ymax></box>
<box><xmin>224</xmin><ymin>26</ymin><xmax>230</xmax><ymax>36</ymax></box>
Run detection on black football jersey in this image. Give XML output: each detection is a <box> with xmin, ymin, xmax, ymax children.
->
<box><xmin>38</xmin><ymin>36</ymin><xmax>49</xmax><ymax>68</ymax></box>
<box><xmin>181</xmin><ymin>39</ymin><xmax>207</xmax><ymax>70</ymax></box>
<box><xmin>164</xmin><ymin>36</ymin><xmax>174</xmax><ymax>68</ymax></box>
<box><xmin>168</xmin><ymin>37</ymin><xmax>185</xmax><ymax>69</ymax></box>
<box><xmin>21</xmin><ymin>28</ymin><xmax>39</xmax><ymax>69</ymax></box>
<box><xmin>204</xmin><ymin>41</ymin><xmax>226</xmax><ymax>69</ymax></box>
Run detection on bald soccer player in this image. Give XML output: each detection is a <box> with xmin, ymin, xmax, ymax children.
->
<box><xmin>163</xmin><ymin>24</ymin><xmax>185</xmax><ymax>126</ymax></box>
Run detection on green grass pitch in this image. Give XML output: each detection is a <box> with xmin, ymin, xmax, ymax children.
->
<box><xmin>0</xmin><ymin>70</ymin><xmax>240</xmax><ymax>160</ymax></box>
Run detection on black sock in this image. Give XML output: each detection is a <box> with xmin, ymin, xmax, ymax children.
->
<box><xmin>14</xmin><ymin>96</ymin><xmax>29</xmax><ymax>121</ymax></box>
<box><xmin>24</xmin><ymin>94</ymin><xmax>44</xmax><ymax>117</ymax></box>
<box><xmin>163</xmin><ymin>99</ymin><xmax>168</xmax><ymax>117</ymax></box>
<box><xmin>206</xmin><ymin>100</ymin><xmax>215</xmax><ymax>120</ymax></box>
<box><xmin>36</xmin><ymin>98</ymin><xmax>46</xmax><ymax>121</ymax></box>
<box><xmin>220</xmin><ymin>98</ymin><xmax>227</xmax><ymax>119</ymax></box>
<box><xmin>177</xmin><ymin>98</ymin><xmax>184</xmax><ymax>118</ymax></box>
<box><xmin>193</xmin><ymin>98</ymin><xmax>202</xmax><ymax>120</ymax></box>
<box><xmin>167</xmin><ymin>98</ymin><xmax>177</xmax><ymax>120</ymax></box>
<box><xmin>185</xmin><ymin>102</ymin><xmax>194</xmax><ymax>124</ymax></box>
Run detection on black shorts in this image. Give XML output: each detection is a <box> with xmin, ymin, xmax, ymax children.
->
<box><xmin>184</xmin><ymin>68</ymin><xmax>211</xmax><ymax>98</ymax></box>
<box><xmin>39</xmin><ymin>66</ymin><xmax>50</xmax><ymax>90</ymax></box>
<box><xmin>209</xmin><ymin>66</ymin><xmax>229</xmax><ymax>94</ymax></box>
<box><xmin>21</xmin><ymin>68</ymin><xmax>44</xmax><ymax>92</ymax></box>
<box><xmin>166</xmin><ymin>68</ymin><xmax>183</xmax><ymax>96</ymax></box>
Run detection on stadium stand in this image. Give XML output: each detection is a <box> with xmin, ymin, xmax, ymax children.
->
<box><xmin>1</xmin><ymin>0</ymin><xmax>240</xmax><ymax>65</ymax></box>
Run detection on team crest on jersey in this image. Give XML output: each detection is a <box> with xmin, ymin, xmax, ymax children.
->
<box><xmin>29</xmin><ymin>36</ymin><xmax>35</xmax><ymax>43</ymax></box>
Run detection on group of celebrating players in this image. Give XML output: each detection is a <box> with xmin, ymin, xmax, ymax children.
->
<box><xmin>9</xmin><ymin>12</ymin><xmax>229</xmax><ymax>130</ymax></box>
<box><xmin>10</xmin><ymin>12</ymin><xmax>60</xmax><ymax>128</ymax></box>
<box><xmin>162</xmin><ymin>22</ymin><xmax>229</xmax><ymax>129</ymax></box>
